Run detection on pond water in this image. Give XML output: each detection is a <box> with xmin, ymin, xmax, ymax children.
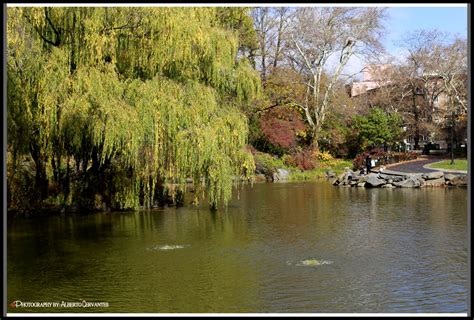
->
<box><xmin>7</xmin><ymin>181</ymin><xmax>468</xmax><ymax>313</ymax></box>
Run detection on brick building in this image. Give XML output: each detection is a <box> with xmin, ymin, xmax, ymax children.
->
<box><xmin>347</xmin><ymin>64</ymin><xmax>467</xmax><ymax>153</ymax></box>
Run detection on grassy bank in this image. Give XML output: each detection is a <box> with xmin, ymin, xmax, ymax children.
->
<box><xmin>427</xmin><ymin>159</ymin><xmax>468</xmax><ymax>171</ymax></box>
<box><xmin>254</xmin><ymin>151</ymin><xmax>353</xmax><ymax>181</ymax></box>
<box><xmin>288</xmin><ymin>160</ymin><xmax>353</xmax><ymax>180</ymax></box>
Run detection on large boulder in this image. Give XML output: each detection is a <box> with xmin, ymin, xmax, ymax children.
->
<box><xmin>333</xmin><ymin>172</ymin><xmax>349</xmax><ymax>185</ymax></box>
<box><xmin>378</xmin><ymin>173</ymin><xmax>405</xmax><ymax>182</ymax></box>
<box><xmin>423</xmin><ymin>177</ymin><xmax>446</xmax><ymax>187</ymax></box>
<box><xmin>378</xmin><ymin>173</ymin><xmax>392</xmax><ymax>181</ymax></box>
<box><xmin>393</xmin><ymin>174</ymin><xmax>423</xmax><ymax>188</ymax></box>
<box><xmin>366</xmin><ymin>173</ymin><xmax>386</xmax><ymax>187</ymax></box>
<box><xmin>350</xmin><ymin>173</ymin><xmax>361</xmax><ymax>181</ymax></box>
<box><xmin>381</xmin><ymin>183</ymin><xmax>395</xmax><ymax>188</ymax></box>
<box><xmin>422</xmin><ymin>171</ymin><xmax>444</xmax><ymax>180</ymax></box>
<box><xmin>337</xmin><ymin>172</ymin><xmax>346</xmax><ymax>181</ymax></box>
<box><xmin>444</xmin><ymin>173</ymin><xmax>458</xmax><ymax>181</ymax></box>
<box><xmin>447</xmin><ymin>175</ymin><xmax>467</xmax><ymax>187</ymax></box>
<box><xmin>273</xmin><ymin>168</ymin><xmax>290</xmax><ymax>181</ymax></box>
<box><xmin>392</xmin><ymin>176</ymin><xmax>405</xmax><ymax>182</ymax></box>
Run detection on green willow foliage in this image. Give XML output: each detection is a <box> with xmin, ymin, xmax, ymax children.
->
<box><xmin>7</xmin><ymin>7</ymin><xmax>260</xmax><ymax>209</ymax></box>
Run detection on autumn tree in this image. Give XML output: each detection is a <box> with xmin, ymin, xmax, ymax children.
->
<box><xmin>285</xmin><ymin>7</ymin><xmax>387</xmax><ymax>152</ymax></box>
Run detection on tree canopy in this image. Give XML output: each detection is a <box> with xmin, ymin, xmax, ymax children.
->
<box><xmin>352</xmin><ymin>107</ymin><xmax>403</xmax><ymax>150</ymax></box>
<box><xmin>7</xmin><ymin>7</ymin><xmax>261</xmax><ymax>210</ymax></box>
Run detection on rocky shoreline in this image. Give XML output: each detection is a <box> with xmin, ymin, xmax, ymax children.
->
<box><xmin>8</xmin><ymin>168</ymin><xmax>467</xmax><ymax>219</ymax></box>
<box><xmin>330</xmin><ymin>168</ymin><xmax>467</xmax><ymax>188</ymax></box>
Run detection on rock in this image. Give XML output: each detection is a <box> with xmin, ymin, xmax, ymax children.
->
<box><xmin>325</xmin><ymin>170</ymin><xmax>336</xmax><ymax>178</ymax></box>
<box><xmin>357</xmin><ymin>175</ymin><xmax>368</xmax><ymax>183</ymax></box>
<box><xmin>378</xmin><ymin>173</ymin><xmax>392</xmax><ymax>181</ymax></box>
<box><xmin>393</xmin><ymin>175</ymin><xmax>423</xmax><ymax>188</ymax></box>
<box><xmin>378</xmin><ymin>173</ymin><xmax>405</xmax><ymax>182</ymax></box>
<box><xmin>422</xmin><ymin>171</ymin><xmax>444</xmax><ymax>180</ymax></box>
<box><xmin>332</xmin><ymin>172</ymin><xmax>349</xmax><ymax>186</ymax></box>
<box><xmin>357</xmin><ymin>182</ymin><xmax>366</xmax><ymax>188</ymax></box>
<box><xmin>350</xmin><ymin>173</ymin><xmax>361</xmax><ymax>181</ymax></box>
<box><xmin>391</xmin><ymin>176</ymin><xmax>405</xmax><ymax>182</ymax></box>
<box><xmin>447</xmin><ymin>175</ymin><xmax>467</xmax><ymax>187</ymax></box>
<box><xmin>342</xmin><ymin>174</ymin><xmax>353</xmax><ymax>185</ymax></box>
<box><xmin>337</xmin><ymin>172</ymin><xmax>346</xmax><ymax>182</ymax></box>
<box><xmin>255</xmin><ymin>162</ymin><xmax>266</xmax><ymax>174</ymax></box>
<box><xmin>273</xmin><ymin>168</ymin><xmax>290</xmax><ymax>181</ymax></box>
<box><xmin>444</xmin><ymin>173</ymin><xmax>457</xmax><ymax>181</ymax></box>
<box><xmin>254</xmin><ymin>174</ymin><xmax>266</xmax><ymax>182</ymax></box>
<box><xmin>381</xmin><ymin>183</ymin><xmax>395</xmax><ymax>188</ymax></box>
<box><xmin>366</xmin><ymin>173</ymin><xmax>386</xmax><ymax>187</ymax></box>
<box><xmin>423</xmin><ymin>177</ymin><xmax>446</xmax><ymax>187</ymax></box>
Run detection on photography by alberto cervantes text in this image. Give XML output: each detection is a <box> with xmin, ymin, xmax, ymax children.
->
<box><xmin>10</xmin><ymin>300</ymin><xmax>109</xmax><ymax>308</ymax></box>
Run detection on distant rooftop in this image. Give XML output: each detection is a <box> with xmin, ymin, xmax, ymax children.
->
<box><xmin>350</xmin><ymin>64</ymin><xmax>393</xmax><ymax>97</ymax></box>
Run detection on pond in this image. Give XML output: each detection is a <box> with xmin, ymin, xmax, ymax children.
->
<box><xmin>7</xmin><ymin>181</ymin><xmax>468</xmax><ymax>313</ymax></box>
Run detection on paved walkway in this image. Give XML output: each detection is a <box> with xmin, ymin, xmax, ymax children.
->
<box><xmin>376</xmin><ymin>156</ymin><xmax>467</xmax><ymax>175</ymax></box>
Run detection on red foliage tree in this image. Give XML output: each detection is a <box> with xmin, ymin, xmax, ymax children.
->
<box><xmin>285</xmin><ymin>149</ymin><xmax>316</xmax><ymax>170</ymax></box>
<box><xmin>260</xmin><ymin>106</ymin><xmax>306</xmax><ymax>151</ymax></box>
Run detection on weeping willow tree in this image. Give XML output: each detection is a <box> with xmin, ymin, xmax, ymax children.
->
<box><xmin>7</xmin><ymin>7</ymin><xmax>260</xmax><ymax>210</ymax></box>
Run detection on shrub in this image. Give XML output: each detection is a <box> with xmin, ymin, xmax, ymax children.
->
<box><xmin>254</xmin><ymin>151</ymin><xmax>288</xmax><ymax>174</ymax></box>
<box><xmin>315</xmin><ymin>150</ymin><xmax>335</xmax><ymax>164</ymax></box>
<box><xmin>260</xmin><ymin>106</ymin><xmax>306</xmax><ymax>153</ymax></box>
<box><xmin>284</xmin><ymin>149</ymin><xmax>316</xmax><ymax>170</ymax></box>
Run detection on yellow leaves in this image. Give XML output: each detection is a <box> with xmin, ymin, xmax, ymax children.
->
<box><xmin>7</xmin><ymin>6</ymin><xmax>259</xmax><ymax>209</ymax></box>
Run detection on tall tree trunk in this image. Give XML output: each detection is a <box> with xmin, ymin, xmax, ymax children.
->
<box><xmin>273</xmin><ymin>8</ymin><xmax>285</xmax><ymax>69</ymax></box>
<box><xmin>51</xmin><ymin>156</ymin><xmax>59</xmax><ymax>183</ymax></box>
<box><xmin>412</xmin><ymin>91</ymin><xmax>420</xmax><ymax>150</ymax></box>
<box><xmin>30</xmin><ymin>143</ymin><xmax>49</xmax><ymax>201</ymax></box>
<box><xmin>310</xmin><ymin>126</ymin><xmax>319</xmax><ymax>153</ymax></box>
<box><xmin>64</xmin><ymin>155</ymin><xmax>71</xmax><ymax>201</ymax></box>
<box><xmin>261</xmin><ymin>51</ymin><xmax>267</xmax><ymax>82</ymax></box>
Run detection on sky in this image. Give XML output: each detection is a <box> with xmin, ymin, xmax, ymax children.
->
<box><xmin>340</xmin><ymin>5</ymin><xmax>468</xmax><ymax>81</ymax></box>
<box><xmin>383</xmin><ymin>7</ymin><xmax>468</xmax><ymax>54</ymax></box>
